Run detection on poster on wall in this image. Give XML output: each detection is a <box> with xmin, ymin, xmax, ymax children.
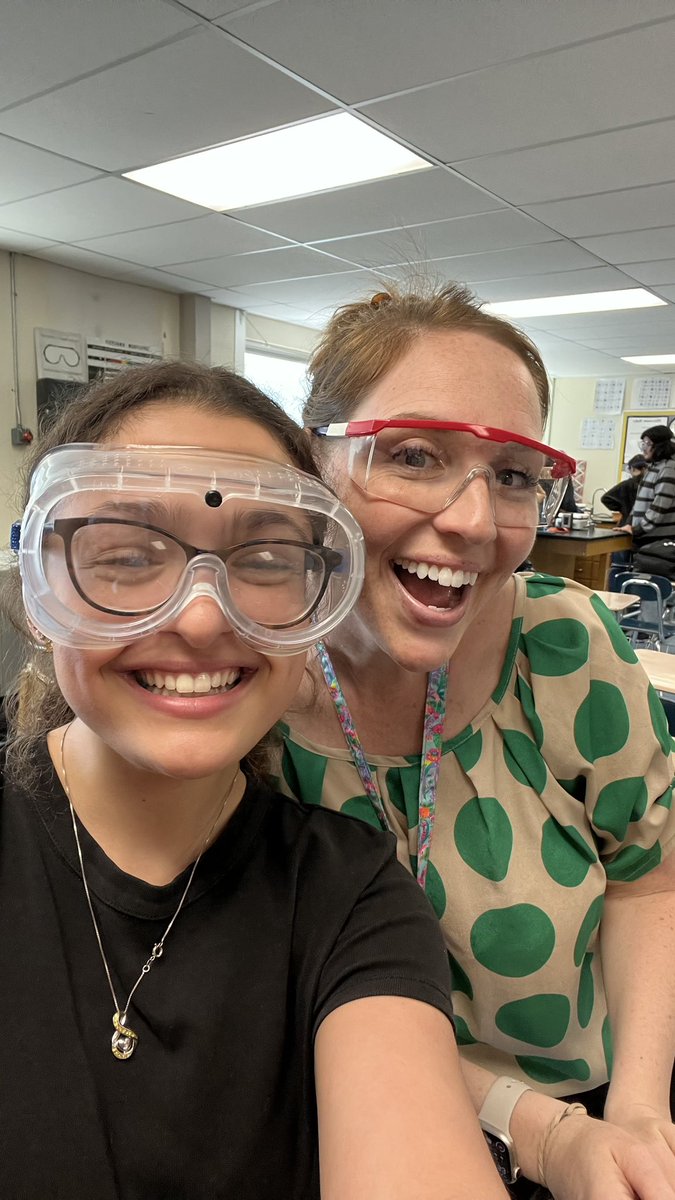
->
<box><xmin>620</xmin><ymin>412</ymin><xmax>675</xmax><ymax>468</ymax></box>
<box><xmin>34</xmin><ymin>328</ymin><xmax>88</xmax><ymax>382</ymax></box>
<box><xmin>593</xmin><ymin>378</ymin><xmax>625</xmax><ymax>413</ymax></box>
<box><xmin>580</xmin><ymin>416</ymin><xmax>616</xmax><ymax>449</ymax></box>
<box><xmin>631</xmin><ymin>376</ymin><xmax>673</xmax><ymax>410</ymax></box>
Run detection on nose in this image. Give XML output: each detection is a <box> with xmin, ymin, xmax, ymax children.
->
<box><xmin>167</xmin><ymin>585</ymin><xmax>237</xmax><ymax>647</ymax></box>
<box><xmin>431</xmin><ymin>469</ymin><xmax>498</xmax><ymax>543</ymax></box>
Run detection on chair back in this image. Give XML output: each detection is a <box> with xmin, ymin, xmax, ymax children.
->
<box><xmin>632</xmin><ymin>572</ymin><xmax>673</xmax><ymax>603</ymax></box>
<box><xmin>619</xmin><ymin>578</ymin><xmax>666</xmax><ymax>648</ymax></box>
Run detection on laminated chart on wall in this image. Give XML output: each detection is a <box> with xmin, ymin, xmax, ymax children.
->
<box><xmin>580</xmin><ymin>417</ymin><xmax>616</xmax><ymax>450</ymax></box>
<box><xmin>632</xmin><ymin>376</ymin><xmax>673</xmax><ymax>410</ymax></box>
<box><xmin>593</xmin><ymin>378</ymin><xmax>625</xmax><ymax>414</ymax></box>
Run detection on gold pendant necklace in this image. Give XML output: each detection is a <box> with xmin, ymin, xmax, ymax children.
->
<box><xmin>60</xmin><ymin>724</ymin><xmax>239</xmax><ymax>1060</ymax></box>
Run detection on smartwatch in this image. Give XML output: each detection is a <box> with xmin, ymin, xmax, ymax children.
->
<box><xmin>478</xmin><ymin>1076</ymin><xmax>532</xmax><ymax>1185</ymax></box>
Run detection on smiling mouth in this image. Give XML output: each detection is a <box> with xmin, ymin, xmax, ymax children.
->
<box><xmin>392</xmin><ymin>559</ymin><xmax>478</xmax><ymax>610</ymax></box>
<box><xmin>134</xmin><ymin>668</ymin><xmax>244</xmax><ymax>696</ymax></box>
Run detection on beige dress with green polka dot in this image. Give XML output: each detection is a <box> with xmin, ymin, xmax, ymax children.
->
<box><xmin>277</xmin><ymin>574</ymin><xmax>675</xmax><ymax>1096</ymax></box>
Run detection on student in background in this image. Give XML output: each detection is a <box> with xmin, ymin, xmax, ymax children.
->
<box><xmin>602</xmin><ymin>454</ymin><xmax>648</xmax><ymax>524</ymax></box>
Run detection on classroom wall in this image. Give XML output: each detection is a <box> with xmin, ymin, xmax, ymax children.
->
<box><xmin>0</xmin><ymin>251</ymin><xmax>181</xmax><ymax>524</ymax></box>
<box><xmin>549</xmin><ymin>375</ymin><xmax>675</xmax><ymax>507</ymax></box>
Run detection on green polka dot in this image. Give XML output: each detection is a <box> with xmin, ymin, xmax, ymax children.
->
<box><xmin>280</xmin><ymin>729</ymin><xmax>327</xmax><ymax>802</ymax></box>
<box><xmin>471</xmin><ymin>905</ymin><xmax>555</xmax><ymax>977</ymax></box>
<box><xmin>525</xmin><ymin>575</ymin><xmax>566</xmax><ymax>598</ymax></box>
<box><xmin>516</xmin><ymin>1054</ymin><xmax>591</xmax><ymax>1085</ymax></box>
<box><xmin>541</xmin><ymin>817</ymin><xmax>596</xmax><ymax>887</ymax></box>
<box><xmin>340</xmin><ymin>794</ymin><xmax>383</xmax><ymax>829</ymax></box>
<box><xmin>410</xmin><ymin>856</ymin><xmax>447</xmax><ymax>919</ymax></box>
<box><xmin>386</xmin><ymin>764</ymin><xmax>422</xmax><ymax>828</ymax></box>
<box><xmin>574</xmin><ymin>681</ymin><xmax>630</xmax><ymax>762</ymax></box>
<box><xmin>577</xmin><ymin>953</ymin><xmax>594</xmax><ymax>1029</ymax></box>
<box><xmin>448</xmin><ymin>951</ymin><xmax>473</xmax><ymax>1000</ymax></box>
<box><xmin>593</xmin><ymin>777</ymin><xmax>648</xmax><ymax>840</ymax></box>
<box><xmin>515</xmin><ymin>677</ymin><xmax>545</xmax><ymax>749</ymax></box>
<box><xmin>590</xmin><ymin>594</ymin><xmax>639</xmax><ymax>664</ymax></box>
<box><xmin>454</xmin><ymin>1015</ymin><xmax>477</xmax><ymax>1046</ymax></box>
<box><xmin>649</xmin><ymin>686</ymin><xmax>672</xmax><ymax>756</ymax></box>
<box><xmin>605</xmin><ymin>841</ymin><xmax>662</xmax><ymax>882</ymax></box>
<box><xmin>602</xmin><ymin>1014</ymin><xmax>614</xmax><ymax>1076</ymax></box>
<box><xmin>522</xmin><ymin>618</ymin><xmax>590</xmax><ymax>677</ymax></box>
<box><xmin>574</xmin><ymin>895</ymin><xmax>604</xmax><ymax>967</ymax></box>
<box><xmin>503</xmin><ymin>730</ymin><xmax>548</xmax><ymax>794</ymax></box>
<box><xmin>657</xmin><ymin>781</ymin><xmax>673</xmax><ymax>810</ymax></box>
<box><xmin>454</xmin><ymin>797</ymin><xmax>513</xmax><ymax>881</ymax></box>
<box><xmin>495</xmin><ymin>993</ymin><xmax>570</xmax><ymax>1047</ymax></box>
<box><xmin>453</xmin><ymin>727</ymin><xmax>482</xmax><ymax>773</ymax></box>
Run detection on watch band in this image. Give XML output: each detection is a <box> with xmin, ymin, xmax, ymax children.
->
<box><xmin>478</xmin><ymin>1075</ymin><xmax>532</xmax><ymax>1132</ymax></box>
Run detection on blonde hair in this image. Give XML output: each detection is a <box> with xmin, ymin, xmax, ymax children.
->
<box><xmin>303</xmin><ymin>281</ymin><xmax>550</xmax><ymax>429</ymax></box>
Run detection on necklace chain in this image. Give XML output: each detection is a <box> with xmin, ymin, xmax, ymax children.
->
<box><xmin>60</xmin><ymin>723</ymin><xmax>239</xmax><ymax>1060</ymax></box>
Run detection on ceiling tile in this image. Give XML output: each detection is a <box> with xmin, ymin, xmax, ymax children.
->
<box><xmin>652</xmin><ymin>285</ymin><xmax>675</xmax><ymax>303</ymax></box>
<box><xmin>614</xmin><ymin>259</ymin><xmax>675</xmax><ymax>285</ymax></box>
<box><xmin>35</xmin><ymin>245</ymin><xmax>216</xmax><ymax>293</ymax></box>
<box><xmin>219</xmin><ymin>0</ymin><xmax>675</xmax><ymax>104</ymax></box>
<box><xmin>0</xmin><ymin>228</ymin><xmax>58</xmax><ymax>253</ymax></box>
<box><xmin>380</xmin><ymin>241</ymin><xmax>604</xmax><ymax>283</ymax></box>
<box><xmin>0</xmin><ymin>136</ymin><xmax>100</xmax><ymax>205</ymax></box>
<box><xmin>229</xmin><ymin>168</ymin><xmax>502</xmax><ymax>244</ymax></box>
<box><xmin>188</xmin><ymin>0</ymin><xmax>281</xmax><ymax>15</ymax></box>
<box><xmin>451</xmin><ymin>119</ymin><xmax>675</xmax><ymax>205</ymax></box>
<box><xmin>577</xmin><ymin>227</ymin><xmax>675</xmax><ymax>263</ymax></box>
<box><xmin>36</xmin><ymin>245</ymin><xmax>155</xmax><ymax>281</ymax></box>
<box><xmin>229</xmin><ymin>270</ymin><xmax>380</xmax><ymax>310</ymax></box>
<box><xmin>74</xmin><ymin>214</ymin><xmax>288</xmax><ymax>266</ymax></box>
<box><xmin>523</xmin><ymin>182</ymin><xmax>675</xmax><ymax>238</ymax></box>
<box><xmin>361</xmin><ymin>20</ymin><xmax>675</xmax><ymax>161</ymax></box>
<box><xmin>168</xmin><ymin>246</ymin><xmax>360</xmax><ymax>287</ymax></box>
<box><xmin>0</xmin><ymin>29</ymin><xmax>332</xmax><ymax>171</ymax></box>
<box><xmin>0</xmin><ymin>177</ymin><xmax>209</xmax><ymax>241</ymax></box>
<box><xmin>0</xmin><ymin>0</ymin><xmax>198</xmax><ymax>108</ymax></box>
<box><xmin>312</xmin><ymin>210</ymin><xmax>559</xmax><ymax>269</ymax></box>
<box><xmin>472</xmin><ymin>266</ymin><xmax>637</xmax><ymax>302</ymax></box>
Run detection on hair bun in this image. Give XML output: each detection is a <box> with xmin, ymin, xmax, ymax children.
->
<box><xmin>370</xmin><ymin>291</ymin><xmax>392</xmax><ymax>309</ymax></box>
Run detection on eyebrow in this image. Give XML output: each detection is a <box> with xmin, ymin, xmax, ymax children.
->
<box><xmin>234</xmin><ymin>507</ymin><xmax>314</xmax><ymax>541</ymax></box>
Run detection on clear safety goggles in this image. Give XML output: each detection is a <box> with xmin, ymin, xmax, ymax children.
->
<box><xmin>312</xmin><ymin>420</ymin><xmax>576</xmax><ymax>528</ymax></box>
<box><xmin>13</xmin><ymin>444</ymin><xmax>365</xmax><ymax>654</ymax></box>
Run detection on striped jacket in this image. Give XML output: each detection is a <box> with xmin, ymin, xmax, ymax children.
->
<box><xmin>631</xmin><ymin>456</ymin><xmax>675</xmax><ymax>544</ymax></box>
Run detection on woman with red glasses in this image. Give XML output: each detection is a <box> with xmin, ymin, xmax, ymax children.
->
<box><xmin>278</xmin><ymin>284</ymin><xmax>675</xmax><ymax>1200</ymax></box>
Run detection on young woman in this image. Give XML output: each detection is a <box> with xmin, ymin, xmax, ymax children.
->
<box><xmin>0</xmin><ymin>361</ymin><xmax>508</xmax><ymax>1200</ymax></box>
<box><xmin>278</xmin><ymin>285</ymin><xmax>675</xmax><ymax>1200</ymax></box>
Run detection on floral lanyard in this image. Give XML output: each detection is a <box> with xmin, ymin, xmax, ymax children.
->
<box><xmin>315</xmin><ymin>640</ymin><xmax>448</xmax><ymax>892</ymax></box>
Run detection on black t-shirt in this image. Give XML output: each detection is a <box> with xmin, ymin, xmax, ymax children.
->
<box><xmin>0</xmin><ymin>740</ymin><xmax>453</xmax><ymax>1199</ymax></box>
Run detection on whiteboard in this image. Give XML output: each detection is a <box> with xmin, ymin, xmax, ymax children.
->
<box><xmin>620</xmin><ymin>412</ymin><xmax>675</xmax><ymax>466</ymax></box>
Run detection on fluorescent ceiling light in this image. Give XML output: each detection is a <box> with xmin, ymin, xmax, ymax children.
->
<box><xmin>483</xmin><ymin>288</ymin><xmax>666</xmax><ymax>318</ymax></box>
<box><xmin>124</xmin><ymin>113</ymin><xmax>430</xmax><ymax>210</ymax></box>
<box><xmin>622</xmin><ymin>353</ymin><xmax>675</xmax><ymax>364</ymax></box>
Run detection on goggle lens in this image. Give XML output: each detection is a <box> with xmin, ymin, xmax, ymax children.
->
<box><xmin>349</xmin><ymin>428</ymin><xmax>567</xmax><ymax>527</ymax></box>
<box><xmin>43</xmin><ymin>517</ymin><xmax>337</xmax><ymax>630</ymax></box>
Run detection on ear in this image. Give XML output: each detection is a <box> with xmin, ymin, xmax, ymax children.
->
<box><xmin>26</xmin><ymin>620</ymin><xmax>53</xmax><ymax>652</ymax></box>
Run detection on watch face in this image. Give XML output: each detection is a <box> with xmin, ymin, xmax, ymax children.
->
<box><xmin>482</xmin><ymin>1130</ymin><xmax>518</xmax><ymax>1184</ymax></box>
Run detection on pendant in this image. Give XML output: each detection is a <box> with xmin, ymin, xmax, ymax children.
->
<box><xmin>111</xmin><ymin>1010</ymin><xmax>138</xmax><ymax>1060</ymax></box>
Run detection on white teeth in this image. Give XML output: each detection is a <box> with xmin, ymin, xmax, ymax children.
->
<box><xmin>137</xmin><ymin>668</ymin><xmax>241</xmax><ymax>695</ymax></box>
<box><xmin>394</xmin><ymin>559</ymin><xmax>478</xmax><ymax>588</ymax></box>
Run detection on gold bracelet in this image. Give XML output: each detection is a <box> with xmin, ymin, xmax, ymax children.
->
<box><xmin>537</xmin><ymin>1102</ymin><xmax>588</xmax><ymax>1186</ymax></box>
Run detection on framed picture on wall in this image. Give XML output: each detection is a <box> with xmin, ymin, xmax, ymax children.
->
<box><xmin>619</xmin><ymin>412</ymin><xmax>675</xmax><ymax>473</ymax></box>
